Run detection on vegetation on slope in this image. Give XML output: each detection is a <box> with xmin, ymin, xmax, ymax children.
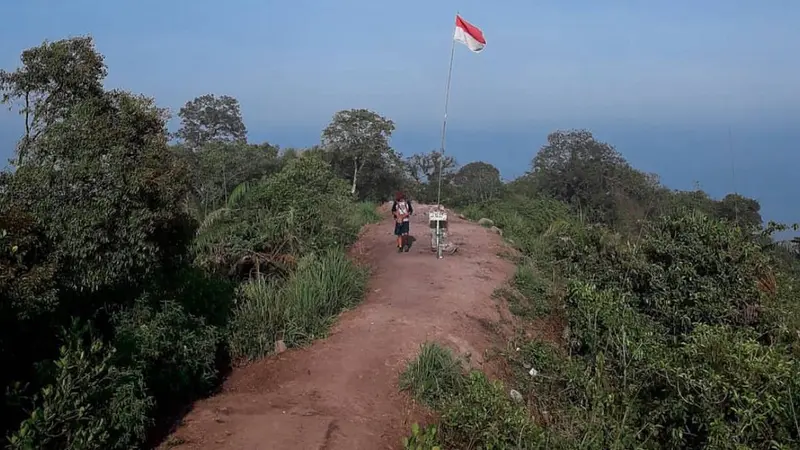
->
<box><xmin>401</xmin><ymin>342</ymin><xmax>541</xmax><ymax>449</ymax></box>
<box><xmin>402</xmin><ymin>130</ymin><xmax>800</xmax><ymax>449</ymax></box>
<box><xmin>2</xmin><ymin>34</ymin><xmax>799</xmax><ymax>450</ymax></box>
<box><xmin>0</xmin><ymin>37</ymin><xmax>389</xmax><ymax>449</ymax></box>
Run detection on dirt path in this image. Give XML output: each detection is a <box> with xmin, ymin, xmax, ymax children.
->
<box><xmin>164</xmin><ymin>205</ymin><xmax>515</xmax><ymax>449</ymax></box>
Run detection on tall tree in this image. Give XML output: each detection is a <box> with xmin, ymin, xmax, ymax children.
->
<box><xmin>0</xmin><ymin>36</ymin><xmax>106</xmax><ymax>165</ymax></box>
<box><xmin>532</xmin><ymin>130</ymin><xmax>639</xmax><ymax>224</ymax></box>
<box><xmin>7</xmin><ymin>90</ymin><xmax>193</xmax><ymax>292</ymax></box>
<box><xmin>403</xmin><ymin>150</ymin><xmax>458</xmax><ymax>203</ymax></box>
<box><xmin>716</xmin><ymin>193</ymin><xmax>762</xmax><ymax>229</ymax></box>
<box><xmin>321</xmin><ymin>109</ymin><xmax>395</xmax><ymax>195</ymax></box>
<box><xmin>174</xmin><ymin>141</ymin><xmax>281</xmax><ymax>219</ymax></box>
<box><xmin>176</xmin><ymin>94</ymin><xmax>247</xmax><ymax>149</ymax></box>
<box><xmin>452</xmin><ymin>161</ymin><xmax>504</xmax><ymax>205</ymax></box>
<box><xmin>355</xmin><ymin>148</ymin><xmax>408</xmax><ymax>201</ymax></box>
<box><xmin>406</xmin><ymin>149</ymin><xmax>457</xmax><ymax>184</ymax></box>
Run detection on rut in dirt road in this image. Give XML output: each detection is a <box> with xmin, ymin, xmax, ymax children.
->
<box><xmin>164</xmin><ymin>205</ymin><xmax>515</xmax><ymax>450</ymax></box>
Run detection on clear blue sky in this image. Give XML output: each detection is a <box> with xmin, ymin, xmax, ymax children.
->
<box><xmin>1</xmin><ymin>0</ymin><xmax>799</xmax><ymax>229</ymax></box>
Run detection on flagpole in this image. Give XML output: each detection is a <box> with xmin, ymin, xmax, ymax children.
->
<box><xmin>436</xmin><ymin>13</ymin><xmax>458</xmax><ymax>208</ymax></box>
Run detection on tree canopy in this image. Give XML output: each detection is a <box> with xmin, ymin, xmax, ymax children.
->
<box><xmin>176</xmin><ymin>94</ymin><xmax>247</xmax><ymax>149</ymax></box>
<box><xmin>0</xmin><ymin>36</ymin><xmax>106</xmax><ymax>165</ymax></box>
<box><xmin>321</xmin><ymin>108</ymin><xmax>395</xmax><ymax>196</ymax></box>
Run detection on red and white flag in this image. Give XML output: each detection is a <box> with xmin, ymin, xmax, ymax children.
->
<box><xmin>453</xmin><ymin>15</ymin><xmax>486</xmax><ymax>53</ymax></box>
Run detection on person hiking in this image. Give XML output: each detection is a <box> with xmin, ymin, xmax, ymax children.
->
<box><xmin>391</xmin><ymin>192</ymin><xmax>413</xmax><ymax>252</ymax></box>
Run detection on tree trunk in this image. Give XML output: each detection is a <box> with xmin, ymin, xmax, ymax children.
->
<box><xmin>351</xmin><ymin>159</ymin><xmax>359</xmax><ymax>195</ymax></box>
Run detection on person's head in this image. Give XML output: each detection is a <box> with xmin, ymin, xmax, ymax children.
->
<box><xmin>395</xmin><ymin>191</ymin><xmax>405</xmax><ymax>202</ymax></box>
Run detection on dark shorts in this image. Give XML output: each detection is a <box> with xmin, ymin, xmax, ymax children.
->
<box><xmin>394</xmin><ymin>221</ymin><xmax>410</xmax><ymax>236</ymax></box>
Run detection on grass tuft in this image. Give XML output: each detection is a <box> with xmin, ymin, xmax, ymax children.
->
<box><xmin>228</xmin><ymin>250</ymin><xmax>368</xmax><ymax>361</ymax></box>
<box><xmin>399</xmin><ymin>342</ymin><xmax>464</xmax><ymax>407</ymax></box>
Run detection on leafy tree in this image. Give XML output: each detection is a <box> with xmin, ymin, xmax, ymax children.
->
<box><xmin>6</xmin><ymin>90</ymin><xmax>193</xmax><ymax>293</ymax></box>
<box><xmin>405</xmin><ymin>150</ymin><xmax>458</xmax><ymax>203</ymax></box>
<box><xmin>321</xmin><ymin>108</ymin><xmax>395</xmax><ymax>196</ymax></box>
<box><xmin>532</xmin><ymin>130</ymin><xmax>654</xmax><ymax>226</ymax></box>
<box><xmin>0</xmin><ymin>36</ymin><xmax>106</xmax><ymax>165</ymax></box>
<box><xmin>0</xmin><ymin>36</ymin><xmax>239</xmax><ymax>448</ymax></box>
<box><xmin>176</xmin><ymin>94</ymin><xmax>247</xmax><ymax>149</ymax></box>
<box><xmin>716</xmin><ymin>193</ymin><xmax>762</xmax><ymax>228</ymax></box>
<box><xmin>664</xmin><ymin>188</ymin><xmax>717</xmax><ymax>216</ymax></box>
<box><xmin>193</xmin><ymin>154</ymin><xmax>354</xmax><ymax>277</ymax></box>
<box><xmin>0</xmin><ymin>208</ymin><xmax>61</xmax><ymax>436</ymax></box>
<box><xmin>0</xmin><ymin>34</ymin><xmax>383</xmax><ymax>450</ymax></box>
<box><xmin>451</xmin><ymin>161</ymin><xmax>504</xmax><ymax>205</ymax></box>
<box><xmin>8</xmin><ymin>334</ymin><xmax>153</xmax><ymax>450</ymax></box>
<box><xmin>348</xmin><ymin>147</ymin><xmax>408</xmax><ymax>202</ymax></box>
<box><xmin>175</xmin><ymin>141</ymin><xmax>281</xmax><ymax>220</ymax></box>
<box><xmin>112</xmin><ymin>298</ymin><xmax>222</xmax><ymax>412</ymax></box>
<box><xmin>279</xmin><ymin>147</ymin><xmax>301</xmax><ymax>164</ymax></box>
<box><xmin>406</xmin><ymin>150</ymin><xmax>457</xmax><ymax>184</ymax></box>
<box><xmin>504</xmin><ymin>173</ymin><xmax>540</xmax><ymax>199</ymax></box>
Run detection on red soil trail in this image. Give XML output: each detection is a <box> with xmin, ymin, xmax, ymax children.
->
<box><xmin>163</xmin><ymin>205</ymin><xmax>516</xmax><ymax>450</ymax></box>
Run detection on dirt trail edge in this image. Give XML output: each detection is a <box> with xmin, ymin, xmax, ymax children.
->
<box><xmin>164</xmin><ymin>205</ymin><xmax>516</xmax><ymax>450</ymax></box>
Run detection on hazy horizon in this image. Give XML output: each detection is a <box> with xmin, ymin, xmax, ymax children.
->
<box><xmin>1</xmin><ymin>0</ymin><xmax>798</xmax><ymax>234</ymax></box>
<box><xmin>4</xmin><ymin>119</ymin><xmax>795</xmax><ymax>234</ymax></box>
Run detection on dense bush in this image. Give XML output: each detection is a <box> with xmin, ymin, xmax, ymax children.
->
<box><xmin>483</xmin><ymin>196</ymin><xmax>800</xmax><ymax>448</ymax></box>
<box><xmin>402</xmin><ymin>423</ymin><xmax>441</xmax><ymax>450</ymax></box>
<box><xmin>399</xmin><ymin>341</ymin><xmax>465</xmax><ymax>407</ymax></box>
<box><xmin>2</xmin><ymin>33</ymin><xmax>797</xmax><ymax>450</ymax></box>
<box><xmin>400</xmin><ymin>342</ymin><xmax>543</xmax><ymax>449</ymax></box>
<box><xmin>435</xmin><ymin>131</ymin><xmax>800</xmax><ymax>448</ymax></box>
<box><xmin>228</xmin><ymin>250</ymin><xmax>368</xmax><ymax>361</ymax></box>
<box><xmin>8</xmin><ymin>334</ymin><xmax>153</xmax><ymax>450</ymax></box>
<box><xmin>112</xmin><ymin>298</ymin><xmax>223</xmax><ymax>410</ymax></box>
<box><xmin>461</xmin><ymin>195</ymin><xmax>572</xmax><ymax>256</ymax></box>
<box><xmin>0</xmin><ymin>36</ymin><xmax>382</xmax><ymax>448</ymax></box>
<box><xmin>192</xmin><ymin>154</ymin><xmax>365</xmax><ymax>278</ymax></box>
<box><xmin>440</xmin><ymin>371</ymin><xmax>543</xmax><ymax>448</ymax></box>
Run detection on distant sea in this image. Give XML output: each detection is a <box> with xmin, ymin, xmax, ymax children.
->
<box><xmin>251</xmin><ymin>122</ymin><xmax>799</xmax><ymax>240</ymax></box>
<box><xmin>2</xmin><ymin>120</ymin><xmax>797</xmax><ymax>239</ymax></box>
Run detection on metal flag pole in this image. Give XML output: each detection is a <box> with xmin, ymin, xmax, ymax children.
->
<box><xmin>430</xmin><ymin>13</ymin><xmax>458</xmax><ymax>259</ymax></box>
<box><xmin>435</xmin><ymin>14</ymin><xmax>457</xmax><ymax>208</ymax></box>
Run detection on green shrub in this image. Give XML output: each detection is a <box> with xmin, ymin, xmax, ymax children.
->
<box><xmin>349</xmin><ymin>201</ymin><xmax>382</xmax><ymax>228</ymax></box>
<box><xmin>228</xmin><ymin>250</ymin><xmax>368</xmax><ymax>361</ymax></box>
<box><xmin>507</xmin><ymin>339</ymin><xmax>583</xmax><ymax>414</ymax></box>
<box><xmin>402</xmin><ymin>423</ymin><xmax>441</xmax><ymax>450</ymax></box>
<box><xmin>461</xmin><ymin>196</ymin><xmax>571</xmax><ymax>256</ymax></box>
<box><xmin>7</xmin><ymin>90</ymin><xmax>195</xmax><ymax>293</ymax></box>
<box><xmin>193</xmin><ymin>155</ymin><xmax>365</xmax><ymax>278</ymax></box>
<box><xmin>500</xmin><ymin>207</ymin><xmax>800</xmax><ymax>449</ymax></box>
<box><xmin>565</xmin><ymin>282</ymin><xmax>663</xmax><ymax>361</ymax></box>
<box><xmin>634</xmin><ymin>212</ymin><xmax>770</xmax><ymax>335</ymax></box>
<box><xmin>440</xmin><ymin>371</ymin><xmax>543</xmax><ymax>449</ymax></box>
<box><xmin>281</xmin><ymin>251</ymin><xmax>367</xmax><ymax>340</ymax></box>
<box><xmin>399</xmin><ymin>342</ymin><xmax>464</xmax><ymax>407</ymax></box>
<box><xmin>646</xmin><ymin>324</ymin><xmax>800</xmax><ymax>448</ymax></box>
<box><xmin>0</xmin><ymin>38</ymin><xmax>389</xmax><ymax>450</ymax></box>
<box><xmin>112</xmin><ymin>298</ymin><xmax>223</xmax><ymax>411</ymax></box>
<box><xmin>8</xmin><ymin>335</ymin><xmax>153</xmax><ymax>450</ymax></box>
<box><xmin>506</xmin><ymin>262</ymin><xmax>555</xmax><ymax>319</ymax></box>
<box><xmin>399</xmin><ymin>342</ymin><xmax>545</xmax><ymax>448</ymax></box>
<box><xmin>153</xmin><ymin>266</ymin><xmax>236</xmax><ymax>328</ymax></box>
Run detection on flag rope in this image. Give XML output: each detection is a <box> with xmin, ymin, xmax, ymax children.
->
<box><xmin>436</xmin><ymin>14</ymin><xmax>458</xmax><ymax>209</ymax></box>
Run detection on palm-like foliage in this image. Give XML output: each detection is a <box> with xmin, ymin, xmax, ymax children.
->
<box><xmin>192</xmin><ymin>155</ymin><xmax>361</xmax><ymax>279</ymax></box>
